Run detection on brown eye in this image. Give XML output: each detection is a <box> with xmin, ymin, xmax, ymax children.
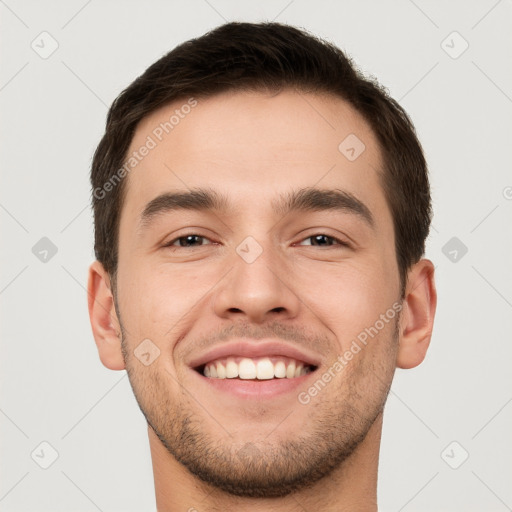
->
<box><xmin>299</xmin><ymin>234</ymin><xmax>348</xmax><ymax>247</ymax></box>
<box><xmin>166</xmin><ymin>234</ymin><xmax>211</xmax><ymax>248</ymax></box>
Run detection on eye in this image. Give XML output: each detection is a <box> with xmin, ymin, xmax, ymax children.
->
<box><xmin>163</xmin><ymin>233</ymin><xmax>348</xmax><ymax>250</ymax></box>
<box><xmin>297</xmin><ymin>234</ymin><xmax>349</xmax><ymax>248</ymax></box>
<box><xmin>164</xmin><ymin>234</ymin><xmax>213</xmax><ymax>248</ymax></box>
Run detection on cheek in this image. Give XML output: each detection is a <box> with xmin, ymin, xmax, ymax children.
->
<box><xmin>116</xmin><ymin>261</ymin><xmax>220</xmax><ymax>340</ymax></box>
<box><xmin>297</xmin><ymin>258</ymin><xmax>399</xmax><ymax>345</ymax></box>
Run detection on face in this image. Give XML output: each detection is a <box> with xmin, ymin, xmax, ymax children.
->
<box><xmin>113</xmin><ymin>90</ymin><xmax>402</xmax><ymax>497</ymax></box>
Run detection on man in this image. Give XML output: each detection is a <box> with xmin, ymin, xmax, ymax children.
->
<box><xmin>87</xmin><ymin>21</ymin><xmax>436</xmax><ymax>511</ymax></box>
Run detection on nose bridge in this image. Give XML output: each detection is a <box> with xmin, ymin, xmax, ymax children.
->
<box><xmin>213</xmin><ymin>233</ymin><xmax>300</xmax><ymax>322</ymax></box>
<box><xmin>235</xmin><ymin>234</ymin><xmax>281</xmax><ymax>290</ymax></box>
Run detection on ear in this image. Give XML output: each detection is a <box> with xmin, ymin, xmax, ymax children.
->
<box><xmin>396</xmin><ymin>259</ymin><xmax>437</xmax><ymax>369</ymax></box>
<box><xmin>87</xmin><ymin>260</ymin><xmax>125</xmax><ymax>371</ymax></box>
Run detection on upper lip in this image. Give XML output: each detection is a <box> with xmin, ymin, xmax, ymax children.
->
<box><xmin>187</xmin><ymin>339</ymin><xmax>323</xmax><ymax>370</ymax></box>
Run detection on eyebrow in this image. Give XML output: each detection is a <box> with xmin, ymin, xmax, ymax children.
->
<box><xmin>138</xmin><ymin>186</ymin><xmax>374</xmax><ymax>230</ymax></box>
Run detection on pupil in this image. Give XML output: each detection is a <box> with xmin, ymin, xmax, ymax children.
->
<box><xmin>314</xmin><ymin>235</ymin><xmax>330</xmax><ymax>246</ymax></box>
<box><xmin>182</xmin><ymin>235</ymin><xmax>200</xmax><ymax>246</ymax></box>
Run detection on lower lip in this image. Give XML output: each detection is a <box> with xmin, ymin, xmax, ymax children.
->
<box><xmin>192</xmin><ymin>370</ymin><xmax>316</xmax><ymax>399</ymax></box>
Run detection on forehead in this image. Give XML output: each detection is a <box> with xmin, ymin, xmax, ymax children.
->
<box><xmin>120</xmin><ymin>89</ymin><xmax>388</xmax><ymax>227</ymax></box>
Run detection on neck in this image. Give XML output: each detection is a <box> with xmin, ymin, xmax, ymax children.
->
<box><xmin>149</xmin><ymin>413</ymin><xmax>383</xmax><ymax>512</ymax></box>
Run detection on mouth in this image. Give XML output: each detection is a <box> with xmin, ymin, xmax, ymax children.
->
<box><xmin>195</xmin><ymin>356</ymin><xmax>318</xmax><ymax>380</ymax></box>
<box><xmin>187</xmin><ymin>339</ymin><xmax>322</xmax><ymax>399</ymax></box>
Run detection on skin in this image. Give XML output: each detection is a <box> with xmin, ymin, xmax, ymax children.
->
<box><xmin>88</xmin><ymin>89</ymin><xmax>436</xmax><ymax>511</ymax></box>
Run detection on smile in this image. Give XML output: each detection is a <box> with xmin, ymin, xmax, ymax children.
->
<box><xmin>199</xmin><ymin>356</ymin><xmax>316</xmax><ymax>380</ymax></box>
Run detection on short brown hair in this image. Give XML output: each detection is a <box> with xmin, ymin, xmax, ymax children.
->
<box><xmin>91</xmin><ymin>21</ymin><xmax>431</xmax><ymax>293</ymax></box>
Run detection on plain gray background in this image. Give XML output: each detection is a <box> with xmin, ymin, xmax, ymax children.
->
<box><xmin>1</xmin><ymin>0</ymin><xmax>511</xmax><ymax>510</ymax></box>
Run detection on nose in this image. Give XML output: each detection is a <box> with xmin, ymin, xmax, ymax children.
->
<box><xmin>213</xmin><ymin>240</ymin><xmax>301</xmax><ymax>324</ymax></box>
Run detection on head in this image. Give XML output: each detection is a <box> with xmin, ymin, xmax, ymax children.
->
<box><xmin>88</xmin><ymin>22</ymin><xmax>436</xmax><ymax>498</ymax></box>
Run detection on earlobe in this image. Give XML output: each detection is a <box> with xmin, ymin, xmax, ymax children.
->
<box><xmin>87</xmin><ymin>261</ymin><xmax>125</xmax><ymax>371</ymax></box>
<box><xmin>396</xmin><ymin>259</ymin><xmax>437</xmax><ymax>369</ymax></box>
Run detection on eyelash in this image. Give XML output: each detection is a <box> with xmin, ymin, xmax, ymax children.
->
<box><xmin>163</xmin><ymin>233</ymin><xmax>350</xmax><ymax>249</ymax></box>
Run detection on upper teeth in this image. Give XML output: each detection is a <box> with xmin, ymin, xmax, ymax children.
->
<box><xmin>203</xmin><ymin>357</ymin><xmax>311</xmax><ymax>380</ymax></box>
